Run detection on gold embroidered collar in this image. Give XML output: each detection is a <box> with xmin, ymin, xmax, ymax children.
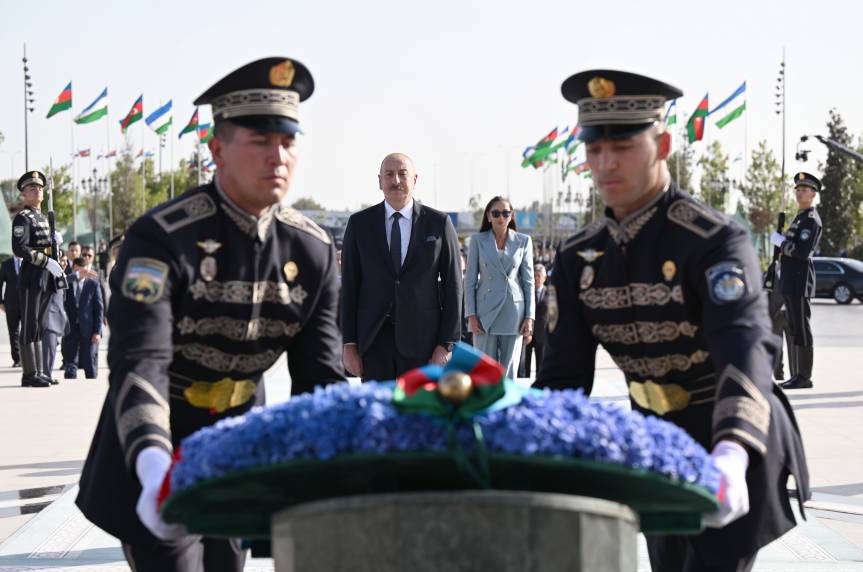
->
<box><xmin>214</xmin><ymin>176</ymin><xmax>278</xmax><ymax>241</ymax></box>
<box><xmin>604</xmin><ymin>181</ymin><xmax>669</xmax><ymax>245</ymax></box>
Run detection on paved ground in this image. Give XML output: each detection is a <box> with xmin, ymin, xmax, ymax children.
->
<box><xmin>0</xmin><ymin>299</ymin><xmax>861</xmax><ymax>570</ymax></box>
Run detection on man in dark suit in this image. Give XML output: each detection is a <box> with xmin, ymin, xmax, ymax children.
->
<box><xmin>64</xmin><ymin>257</ymin><xmax>104</xmax><ymax>379</ymax></box>
<box><xmin>519</xmin><ymin>263</ymin><xmax>548</xmax><ymax>377</ymax></box>
<box><xmin>341</xmin><ymin>152</ymin><xmax>462</xmax><ymax>380</ymax></box>
<box><xmin>0</xmin><ymin>256</ymin><xmax>22</xmax><ymax>367</ymax></box>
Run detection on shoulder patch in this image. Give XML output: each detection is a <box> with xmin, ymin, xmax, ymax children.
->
<box><xmin>152</xmin><ymin>193</ymin><xmax>217</xmax><ymax>233</ymax></box>
<box><xmin>13</xmin><ymin>226</ymin><xmax>24</xmax><ymax>237</ymax></box>
<box><xmin>706</xmin><ymin>261</ymin><xmax>747</xmax><ymax>304</ymax></box>
<box><xmin>275</xmin><ymin>206</ymin><xmax>332</xmax><ymax>245</ymax></box>
<box><xmin>121</xmin><ymin>257</ymin><xmax>169</xmax><ymax>304</ymax></box>
<box><xmin>560</xmin><ymin>219</ymin><xmax>607</xmax><ymax>253</ymax></box>
<box><xmin>667</xmin><ymin>198</ymin><xmax>726</xmax><ymax>239</ymax></box>
<box><xmin>808</xmin><ymin>210</ymin><xmax>817</xmax><ymax>219</ymax></box>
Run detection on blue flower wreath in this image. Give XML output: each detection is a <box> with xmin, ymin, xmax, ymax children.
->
<box><xmin>171</xmin><ymin>381</ymin><xmax>720</xmax><ymax>494</ymax></box>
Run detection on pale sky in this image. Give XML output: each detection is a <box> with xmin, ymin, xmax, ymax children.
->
<box><xmin>0</xmin><ymin>0</ymin><xmax>860</xmax><ymax>212</ymax></box>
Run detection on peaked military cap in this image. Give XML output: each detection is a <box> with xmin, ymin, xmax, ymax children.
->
<box><xmin>793</xmin><ymin>171</ymin><xmax>821</xmax><ymax>192</ymax></box>
<box><xmin>562</xmin><ymin>69</ymin><xmax>683</xmax><ymax>143</ymax></box>
<box><xmin>17</xmin><ymin>170</ymin><xmax>47</xmax><ymax>192</ymax></box>
<box><xmin>194</xmin><ymin>57</ymin><xmax>314</xmax><ymax>136</ymax></box>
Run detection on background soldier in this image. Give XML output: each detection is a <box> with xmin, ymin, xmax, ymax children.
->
<box><xmin>535</xmin><ymin>70</ymin><xmax>809</xmax><ymax>572</ymax></box>
<box><xmin>76</xmin><ymin>57</ymin><xmax>345</xmax><ymax>572</ymax></box>
<box><xmin>11</xmin><ymin>171</ymin><xmax>66</xmax><ymax>388</ymax></box>
<box><xmin>772</xmin><ymin>172</ymin><xmax>823</xmax><ymax>390</ymax></box>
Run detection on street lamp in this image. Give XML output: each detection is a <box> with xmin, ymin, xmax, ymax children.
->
<box><xmin>775</xmin><ymin>51</ymin><xmax>787</xmax><ymax>210</ymax></box>
<box><xmin>22</xmin><ymin>43</ymin><xmax>36</xmax><ymax>170</ymax></box>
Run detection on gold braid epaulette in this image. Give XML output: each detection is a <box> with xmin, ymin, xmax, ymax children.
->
<box><xmin>274</xmin><ymin>207</ymin><xmax>332</xmax><ymax>245</ymax></box>
<box><xmin>559</xmin><ymin>219</ymin><xmax>607</xmax><ymax>253</ymax></box>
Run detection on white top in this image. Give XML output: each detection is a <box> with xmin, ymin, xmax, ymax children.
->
<box><xmin>384</xmin><ymin>199</ymin><xmax>414</xmax><ymax>267</ymax></box>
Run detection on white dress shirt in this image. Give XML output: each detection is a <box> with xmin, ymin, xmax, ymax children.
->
<box><xmin>384</xmin><ymin>199</ymin><xmax>414</xmax><ymax>267</ymax></box>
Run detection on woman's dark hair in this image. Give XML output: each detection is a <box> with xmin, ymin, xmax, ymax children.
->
<box><xmin>479</xmin><ymin>196</ymin><xmax>517</xmax><ymax>233</ymax></box>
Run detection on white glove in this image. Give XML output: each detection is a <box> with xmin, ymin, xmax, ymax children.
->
<box><xmin>53</xmin><ymin>231</ymin><xmax>63</xmax><ymax>245</ymax></box>
<box><xmin>770</xmin><ymin>231</ymin><xmax>786</xmax><ymax>247</ymax></box>
<box><xmin>135</xmin><ymin>447</ymin><xmax>188</xmax><ymax>540</ymax></box>
<box><xmin>45</xmin><ymin>258</ymin><xmax>64</xmax><ymax>278</ymax></box>
<box><xmin>703</xmin><ymin>440</ymin><xmax>750</xmax><ymax>528</ymax></box>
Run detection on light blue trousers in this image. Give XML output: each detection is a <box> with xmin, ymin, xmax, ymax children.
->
<box><xmin>472</xmin><ymin>333</ymin><xmax>524</xmax><ymax>379</ymax></box>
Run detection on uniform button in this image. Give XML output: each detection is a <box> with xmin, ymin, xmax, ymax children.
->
<box><xmin>395</xmin><ymin>280</ymin><xmax>400</xmax><ymax>286</ymax></box>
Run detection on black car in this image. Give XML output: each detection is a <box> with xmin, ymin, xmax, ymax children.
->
<box><xmin>813</xmin><ymin>257</ymin><xmax>863</xmax><ymax>304</ymax></box>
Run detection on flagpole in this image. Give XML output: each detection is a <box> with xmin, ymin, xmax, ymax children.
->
<box><xmin>71</xmin><ymin>114</ymin><xmax>78</xmax><ymax>240</ymax></box>
<box><xmin>170</xmin><ymin>122</ymin><xmax>175</xmax><ymax>200</ymax></box>
<box><xmin>141</xmin><ymin>113</ymin><xmax>146</xmax><ymax>214</ymax></box>
<box><xmin>105</xmin><ymin>92</ymin><xmax>112</xmax><ymax>239</ymax></box>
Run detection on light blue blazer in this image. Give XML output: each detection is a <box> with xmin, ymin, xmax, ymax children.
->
<box><xmin>465</xmin><ymin>229</ymin><xmax>535</xmax><ymax>335</ymax></box>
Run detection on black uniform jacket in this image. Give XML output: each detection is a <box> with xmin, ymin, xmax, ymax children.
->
<box><xmin>340</xmin><ymin>200</ymin><xmax>462</xmax><ymax>359</ymax></box>
<box><xmin>536</xmin><ymin>183</ymin><xmax>809</xmax><ymax>563</ymax></box>
<box><xmin>11</xmin><ymin>206</ymin><xmax>52</xmax><ymax>290</ymax></box>
<box><xmin>778</xmin><ymin>207</ymin><xmax>822</xmax><ymax>298</ymax></box>
<box><xmin>76</xmin><ymin>181</ymin><xmax>345</xmax><ymax>543</ymax></box>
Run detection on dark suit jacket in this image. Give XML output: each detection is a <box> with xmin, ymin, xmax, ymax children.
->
<box><xmin>341</xmin><ymin>200</ymin><xmax>462</xmax><ymax>359</ymax></box>
<box><xmin>0</xmin><ymin>258</ymin><xmax>21</xmax><ymax>315</ymax></box>
<box><xmin>532</xmin><ymin>285</ymin><xmax>549</xmax><ymax>346</ymax></box>
<box><xmin>65</xmin><ymin>277</ymin><xmax>104</xmax><ymax>337</ymax></box>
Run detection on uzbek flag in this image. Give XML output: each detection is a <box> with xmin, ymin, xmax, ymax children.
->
<box><xmin>198</xmin><ymin>123</ymin><xmax>213</xmax><ymax>144</ymax></box>
<box><xmin>179</xmin><ymin>109</ymin><xmax>199</xmax><ymax>139</ymax></box>
<box><xmin>120</xmin><ymin>95</ymin><xmax>144</xmax><ymax>133</ymax></box>
<box><xmin>664</xmin><ymin>99</ymin><xmax>678</xmax><ymax>127</ymax></box>
<box><xmin>46</xmin><ymin>82</ymin><xmax>72</xmax><ymax>119</ymax></box>
<box><xmin>711</xmin><ymin>82</ymin><xmax>746</xmax><ymax>129</ymax></box>
<box><xmin>145</xmin><ymin>100</ymin><xmax>173</xmax><ymax>135</ymax></box>
<box><xmin>521</xmin><ymin>127</ymin><xmax>563</xmax><ymax>168</ymax></box>
<box><xmin>75</xmin><ymin>88</ymin><xmax>108</xmax><ymax>124</ymax></box>
<box><xmin>686</xmin><ymin>94</ymin><xmax>709</xmax><ymax>143</ymax></box>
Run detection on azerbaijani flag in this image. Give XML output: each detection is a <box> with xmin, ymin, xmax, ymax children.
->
<box><xmin>521</xmin><ymin>127</ymin><xmax>563</xmax><ymax>168</ymax></box>
<box><xmin>145</xmin><ymin>100</ymin><xmax>173</xmax><ymax>135</ymax></box>
<box><xmin>571</xmin><ymin>161</ymin><xmax>590</xmax><ymax>175</ymax></box>
<box><xmin>711</xmin><ymin>82</ymin><xmax>746</xmax><ymax>129</ymax></box>
<box><xmin>198</xmin><ymin>123</ymin><xmax>213</xmax><ymax>144</ymax></box>
<box><xmin>76</xmin><ymin>149</ymin><xmax>91</xmax><ymax>157</ymax></box>
<box><xmin>664</xmin><ymin>99</ymin><xmax>678</xmax><ymax>126</ymax></box>
<box><xmin>105</xmin><ymin>149</ymin><xmax>118</xmax><ymax>158</ymax></box>
<box><xmin>46</xmin><ymin>82</ymin><xmax>72</xmax><ymax>118</ymax></box>
<box><xmin>179</xmin><ymin>109</ymin><xmax>199</xmax><ymax>139</ymax></box>
<box><xmin>75</xmin><ymin>88</ymin><xmax>108</xmax><ymax>124</ymax></box>
<box><xmin>120</xmin><ymin>95</ymin><xmax>143</xmax><ymax>133</ymax></box>
<box><xmin>686</xmin><ymin>94</ymin><xmax>709</xmax><ymax>143</ymax></box>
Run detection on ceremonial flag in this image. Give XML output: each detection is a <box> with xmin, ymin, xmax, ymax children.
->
<box><xmin>198</xmin><ymin>123</ymin><xmax>213</xmax><ymax>143</ymax></box>
<box><xmin>709</xmin><ymin>82</ymin><xmax>745</xmax><ymax>117</ymax></box>
<box><xmin>686</xmin><ymin>94</ymin><xmax>709</xmax><ymax>143</ymax></box>
<box><xmin>145</xmin><ymin>100</ymin><xmax>173</xmax><ymax>135</ymax></box>
<box><xmin>571</xmin><ymin>161</ymin><xmax>590</xmax><ymax>175</ymax></box>
<box><xmin>521</xmin><ymin>127</ymin><xmax>562</xmax><ymax>168</ymax></box>
<box><xmin>46</xmin><ymin>82</ymin><xmax>72</xmax><ymax>118</ymax></box>
<box><xmin>105</xmin><ymin>149</ymin><xmax>118</xmax><ymax>158</ymax></box>
<box><xmin>179</xmin><ymin>109</ymin><xmax>199</xmax><ymax>139</ymax></box>
<box><xmin>144</xmin><ymin>150</ymin><xmax>154</xmax><ymax>158</ymax></box>
<box><xmin>664</xmin><ymin>100</ymin><xmax>678</xmax><ymax>126</ymax></box>
<box><xmin>75</xmin><ymin>88</ymin><xmax>108</xmax><ymax>124</ymax></box>
<box><xmin>716</xmin><ymin>102</ymin><xmax>746</xmax><ymax>129</ymax></box>
<box><xmin>711</xmin><ymin>82</ymin><xmax>746</xmax><ymax>130</ymax></box>
<box><xmin>136</xmin><ymin>149</ymin><xmax>143</xmax><ymax>158</ymax></box>
<box><xmin>76</xmin><ymin>148</ymin><xmax>91</xmax><ymax>157</ymax></box>
<box><xmin>120</xmin><ymin>95</ymin><xmax>143</xmax><ymax>133</ymax></box>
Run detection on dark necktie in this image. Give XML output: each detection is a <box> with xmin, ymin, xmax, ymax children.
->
<box><xmin>390</xmin><ymin>212</ymin><xmax>402</xmax><ymax>273</ymax></box>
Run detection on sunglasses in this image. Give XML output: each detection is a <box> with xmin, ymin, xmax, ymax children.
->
<box><xmin>490</xmin><ymin>210</ymin><xmax>512</xmax><ymax>218</ymax></box>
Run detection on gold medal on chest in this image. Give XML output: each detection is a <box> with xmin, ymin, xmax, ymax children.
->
<box><xmin>662</xmin><ymin>260</ymin><xmax>677</xmax><ymax>282</ymax></box>
<box><xmin>196</xmin><ymin>240</ymin><xmax>223</xmax><ymax>282</ymax></box>
<box><xmin>580</xmin><ymin>265</ymin><xmax>595</xmax><ymax>289</ymax></box>
<box><xmin>284</xmin><ymin>261</ymin><xmax>299</xmax><ymax>282</ymax></box>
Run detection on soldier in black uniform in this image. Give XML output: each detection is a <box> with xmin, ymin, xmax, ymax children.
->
<box><xmin>11</xmin><ymin>171</ymin><xmax>66</xmax><ymax>388</ymax></box>
<box><xmin>775</xmin><ymin>172</ymin><xmax>822</xmax><ymax>390</ymax></box>
<box><xmin>75</xmin><ymin>58</ymin><xmax>345</xmax><ymax>572</ymax></box>
<box><xmin>535</xmin><ymin>70</ymin><xmax>809</xmax><ymax>572</ymax></box>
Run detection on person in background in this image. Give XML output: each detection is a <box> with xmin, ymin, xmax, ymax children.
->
<box><xmin>518</xmin><ymin>263</ymin><xmax>548</xmax><ymax>378</ymax></box>
<box><xmin>65</xmin><ymin>241</ymin><xmax>81</xmax><ymax>275</ymax></box>
<box><xmin>0</xmin><ymin>256</ymin><xmax>23</xmax><ymax>367</ymax></box>
<box><xmin>41</xmin><ymin>279</ymin><xmax>68</xmax><ymax>385</ymax></box>
<box><xmin>464</xmin><ymin>196</ymin><xmax>534</xmax><ymax>379</ymax></box>
<box><xmin>64</xmin><ymin>257</ymin><xmax>104</xmax><ymax>379</ymax></box>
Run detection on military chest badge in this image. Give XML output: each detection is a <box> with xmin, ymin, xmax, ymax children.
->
<box><xmin>576</xmin><ymin>249</ymin><xmax>604</xmax><ymax>263</ymax></box>
<box><xmin>197</xmin><ymin>240</ymin><xmax>222</xmax><ymax>283</ymax></box>
<box><xmin>662</xmin><ymin>260</ymin><xmax>677</xmax><ymax>282</ymax></box>
<box><xmin>546</xmin><ymin>285</ymin><xmax>559</xmax><ymax>333</ymax></box>
<box><xmin>121</xmin><ymin>257</ymin><xmax>169</xmax><ymax>304</ymax></box>
<box><xmin>580</xmin><ymin>265</ymin><xmax>595</xmax><ymax>289</ymax></box>
<box><xmin>706</xmin><ymin>262</ymin><xmax>747</xmax><ymax>305</ymax></box>
<box><xmin>283</xmin><ymin>261</ymin><xmax>299</xmax><ymax>282</ymax></box>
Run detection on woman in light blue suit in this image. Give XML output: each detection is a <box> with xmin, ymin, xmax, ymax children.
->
<box><xmin>465</xmin><ymin>196</ymin><xmax>534</xmax><ymax>378</ymax></box>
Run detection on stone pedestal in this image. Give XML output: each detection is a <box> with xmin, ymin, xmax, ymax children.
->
<box><xmin>272</xmin><ymin>491</ymin><xmax>638</xmax><ymax>572</ymax></box>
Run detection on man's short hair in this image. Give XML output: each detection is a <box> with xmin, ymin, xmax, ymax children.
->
<box><xmin>534</xmin><ymin>263</ymin><xmax>547</xmax><ymax>274</ymax></box>
<box><xmin>73</xmin><ymin>257</ymin><xmax>87</xmax><ymax>268</ymax></box>
<box><xmin>214</xmin><ymin>121</ymin><xmax>238</xmax><ymax>142</ymax></box>
<box><xmin>68</xmin><ymin>241</ymin><xmax>80</xmax><ymax>248</ymax></box>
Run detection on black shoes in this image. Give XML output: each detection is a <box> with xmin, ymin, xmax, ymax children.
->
<box><xmin>21</xmin><ymin>373</ymin><xmax>51</xmax><ymax>388</ymax></box>
<box><xmin>780</xmin><ymin>376</ymin><xmax>813</xmax><ymax>390</ymax></box>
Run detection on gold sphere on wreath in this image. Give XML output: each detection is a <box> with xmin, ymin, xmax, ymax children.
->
<box><xmin>437</xmin><ymin>371</ymin><xmax>474</xmax><ymax>404</ymax></box>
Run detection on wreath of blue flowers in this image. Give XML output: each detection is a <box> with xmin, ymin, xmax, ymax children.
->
<box><xmin>171</xmin><ymin>382</ymin><xmax>720</xmax><ymax>495</ymax></box>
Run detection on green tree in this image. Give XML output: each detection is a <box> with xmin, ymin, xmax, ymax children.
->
<box><xmin>292</xmin><ymin>197</ymin><xmax>323</xmax><ymax>210</ymax></box>
<box><xmin>697</xmin><ymin>140</ymin><xmax>730</xmax><ymax>211</ymax></box>
<box><xmin>111</xmin><ymin>149</ymin><xmax>143</xmax><ymax>234</ymax></box>
<box><xmin>818</xmin><ymin>109</ymin><xmax>857</xmax><ymax>256</ymax></box>
<box><xmin>739</xmin><ymin>140</ymin><xmax>786</xmax><ymax>263</ymax></box>
<box><xmin>667</xmin><ymin>132</ymin><xmax>695</xmax><ymax>192</ymax></box>
<box><xmin>849</xmin><ymin>135</ymin><xmax>863</xmax><ymax>258</ymax></box>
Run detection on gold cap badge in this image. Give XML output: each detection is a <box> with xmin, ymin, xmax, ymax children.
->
<box><xmin>588</xmin><ymin>77</ymin><xmax>616</xmax><ymax>99</ymax></box>
<box><xmin>662</xmin><ymin>260</ymin><xmax>677</xmax><ymax>282</ymax></box>
<box><xmin>284</xmin><ymin>261</ymin><xmax>299</xmax><ymax>282</ymax></box>
<box><xmin>269</xmin><ymin>60</ymin><xmax>295</xmax><ymax>87</ymax></box>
